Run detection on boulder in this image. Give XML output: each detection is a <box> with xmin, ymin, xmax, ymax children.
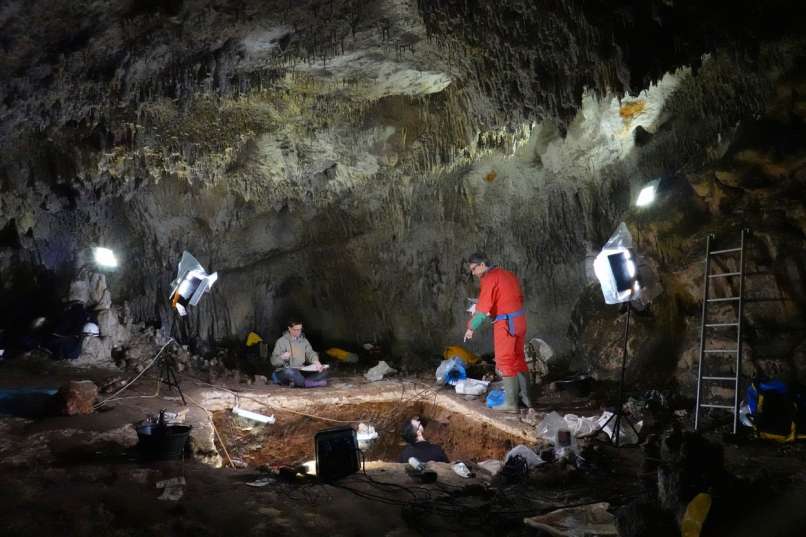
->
<box><xmin>89</xmin><ymin>272</ymin><xmax>112</xmax><ymax>309</ymax></box>
<box><xmin>54</xmin><ymin>380</ymin><xmax>98</xmax><ymax>415</ymax></box>
<box><xmin>75</xmin><ymin>336</ymin><xmax>115</xmax><ymax>367</ymax></box>
<box><xmin>97</xmin><ymin>307</ymin><xmax>131</xmax><ymax>347</ymax></box>
<box><xmin>67</xmin><ymin>279</ymin><xmax>90</xmax><ymax>304</ymax></box>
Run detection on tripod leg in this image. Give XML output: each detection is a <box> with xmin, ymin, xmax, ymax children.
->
<box><xmin>614</xmin><ymin>303</ymin><xmax>632</xmax><ymax>447</ymax></box>
<box><xmin>167</xmin><ymin>364</ymin><xmax>187</xmax><ymax>405</ymax></box>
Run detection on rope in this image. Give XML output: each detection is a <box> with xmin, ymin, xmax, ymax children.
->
<box><xmin>185</xmin><ymin>392</ymin><xmax>237</xmax><ymax>469</ymax></box>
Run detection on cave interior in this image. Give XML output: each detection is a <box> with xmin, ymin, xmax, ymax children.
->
<box><xmin>1</xmin><ymin>1</ymin><xmax>806</xmax><ymax>536</ymax></box>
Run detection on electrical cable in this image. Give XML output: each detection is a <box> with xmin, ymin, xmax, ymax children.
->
<box><xmin>93</xmin><ymin>337</ymin><xmax>176</xmax><ymax>409</ymax></box>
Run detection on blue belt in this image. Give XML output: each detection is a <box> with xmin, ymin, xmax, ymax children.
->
<box><xmin>494</xmin><ymin>309</ymin><xmax>525</xmax><ymax>335</ymax></box>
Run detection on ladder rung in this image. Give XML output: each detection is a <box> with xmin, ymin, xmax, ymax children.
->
<box><xmin>706</xmin><ymin>297</ymin><xmax>740</xmax><ymax>303</ymax></box>
<box><xmin>703</xmin><ymin>349</ymin><xmax>738</xmax><ymax>353</ymax></box>
<box><xmin>705</xmin><ymin>322</ymin><xmax>739</xmax><ymax>328</ymax></box>
<box><xmin>702</xmin><ymin>376</ymin><xmax>737</xmax><ymax>381</ymax></box>
<box><xmin>710</xmin><ymin>247</ymin><xmax>742</xmax><ymax>255</ymax></box>
<box><xmin>709</xmin><ymin>272</ymin><xmax>741</xmax><ymax>278</ymax></box>
<box><xmin>700</xmin><ymin>404</ymin><xmax>735</xmax><ymax>409</ymax></box>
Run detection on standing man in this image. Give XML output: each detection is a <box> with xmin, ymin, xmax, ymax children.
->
<box><xmin>463</xmin><ymin>253</ymin><xmax>532</xmax><ymax>412</ymax></box>
<box><xmin>271</xmin><ymin>319</ymin><xmax>328</xmax><ymax>388</ymax></box>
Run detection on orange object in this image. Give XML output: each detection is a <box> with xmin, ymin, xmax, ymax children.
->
<box><xmin>475</xmin><ymin>267</ymin><xmax>528</xmax><ymax>376</ymax></box>
<box><xmin>443</xmin><ymin>345</ymin><xmax>480</xmax><ymax>365</ymax></box>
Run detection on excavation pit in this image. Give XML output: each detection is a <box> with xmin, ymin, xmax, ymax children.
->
<box><xmin>210</xmin><ymin>386</ymin><xmax>540</xmax><ymax>468</ymax></box>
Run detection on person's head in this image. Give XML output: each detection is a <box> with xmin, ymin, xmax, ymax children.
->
<box><xmin>286</xmin><ymin>319</ymin><xmax>303</xmax><ymax>337</ymax></box>
<box><xmin>402</xmin><ymin>416</ymin><xmax>425</xmax><ymax>444</ymax></box>
<box><xmin>467</xmin><ymin>252</ymin><xmax>491</xmax><ymax>279</ymax></box>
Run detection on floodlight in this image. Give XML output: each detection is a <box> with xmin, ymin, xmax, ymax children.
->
<box><xmin>93</xmin><ymin>247</ymin><xmax>118</xmax><ymax>269</ymax></box>
<box><xmin>635</xmin><ymin>178</ymin><xmax>661</xmax><ymax>207</ymax></box>
<box><xmin>594</xmin><ymin>248</ymin><xmax>641</xmax><ymax>304</ymax></box>
<box><xmin>592</xmin><ymin>223</ymin><xmax>643</xmax><ymax>447</ymax></box>
<box><xmin>169</xmin><ymin>251</ymin><xmax>219</xmax><ymax>316</ymax></box>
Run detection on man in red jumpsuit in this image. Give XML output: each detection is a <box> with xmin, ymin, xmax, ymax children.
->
<box><xmin>464</xmin><ymin>253</ymin><xmax>532</xmax><ymax>412</ymax></box>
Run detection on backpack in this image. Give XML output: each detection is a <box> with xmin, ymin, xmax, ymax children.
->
<box><xmin>745</xmin><ymin>378</ymin><xmax>805</xmax><ymax>442</ymax></box>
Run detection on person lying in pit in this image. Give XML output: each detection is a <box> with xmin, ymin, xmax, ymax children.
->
<box><xmin>398</xmin><ymin>416</ymin><xmax>449</xmax><ymax>463</ymax></box>
<box><xmin>270</xmin><ymin>319</ymin><xmax>329</xmax><ymax>388</ymax></box>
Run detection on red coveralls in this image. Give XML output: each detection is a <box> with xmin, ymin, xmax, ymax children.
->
<box><xmin>473</xmin><ymin>267</ymin><xmax>528</xmax><ymax>376</ymax></box>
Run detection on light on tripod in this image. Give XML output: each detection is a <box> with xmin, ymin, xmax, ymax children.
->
<box><xmin>635</xmin><ymin>178</ymin><xmax>660</xmax><ymax>207</ymax></box>
<box><xmin>594</xmin><ymin>246</ymin><xmax>642</xmax><ymax>305</ymax></box>
<box><xmin>169</xmin><ymin>251</ymin><xmax>219</xmax><ymax>317</ymax></box>
<box><xmin>592</xmin><ymin>223</ymin><xmax>644</xmax><ymax>446</ymax></box>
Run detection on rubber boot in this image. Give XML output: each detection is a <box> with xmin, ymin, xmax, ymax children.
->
<box><xmin>516</xmin><ymin>372</ymin><xmax>533</xmax><ymax>408</ymax></box>
<box><xmin>496</xmin><ymin>376</ymin><xmax>519</xmax><ymax>412</ymax></box>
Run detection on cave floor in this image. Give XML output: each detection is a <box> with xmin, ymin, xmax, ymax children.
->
<box><xmin>1</xmin><ymin>359</ymin><xmax>806</xmax><ymax>536</ymax></box>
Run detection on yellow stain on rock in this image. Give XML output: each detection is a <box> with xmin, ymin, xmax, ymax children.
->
<box><xmin>619</xmin><ymin>100</ymin><xmax>646</xmax><ymax>121</ymax></box>
<box><xmin>483</xmin><ymin>169</ymin><xmax>497</xmax><ymax>182</ymax></box>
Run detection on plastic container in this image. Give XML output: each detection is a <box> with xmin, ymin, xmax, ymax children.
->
<box><xmin>136</xmin><ymin>423</ymin><xmax>192</xmax><ymax>460</ymax></box>
<box><xmin>435</xmin><ymin>358</ymin><xmax>467</xmax><ymax>386</ymax></box>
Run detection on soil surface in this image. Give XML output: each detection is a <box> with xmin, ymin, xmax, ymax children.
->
<box><xmin>214</xmin><ymin>400</ymin><xmax>530</xmax><ymax>467</ymax></box>
<box><xmin>1</xmin><ymin>360</ymin><xmax>806</xmax><ymax>536</ymax></box>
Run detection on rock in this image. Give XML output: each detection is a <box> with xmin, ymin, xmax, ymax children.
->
<box><xmin>67</xmin><ymin>279</ymin><xmax>90</xmax><ymax>304</ymax></box>
<box><xmin>75</xmin><ymin>335</ymin><xmax>115</xmax><ymax>367</ymax></box>
<box><xmin>97</xmin><ymin>307</ymin><xmax>131</xmax><ymax>347</ymax></box>
<box><xmin>99</xmin><ymin>376</ymin><xmax>125</xmax><ymax>394</ymax></box>
<box><xmin>54</xmin><ymin>380</ymin><xmax>98</xmax><ymax>415</ymax></box>
<box><xmin>187</xmin><ymin>407</ymin><xmax>223</xmax><ymax>468</ymax></box>
<box><xmin>254</xmin><ymin>375</ymin><xmax>268</xmax><ymax>385</ymax></box>
<box><xmin>657</xmin><ymin>431</ymin><xmax>725</xmax><ymax>521</ymax></box>
<box><xmin>525</xmin><ymin>337</ymin><xmax>553</xmax><ymax>383</ymax></box>
<box><xmin>88</xmin><ymin>272</ymin><xmax>111</xmax><ymax>309</ymax></box>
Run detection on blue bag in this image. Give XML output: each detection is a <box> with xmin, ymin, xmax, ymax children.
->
<box><xmin>486</xmin><ymin>388</ymin><xmax>505</xmax><ymax>408</ymax></box>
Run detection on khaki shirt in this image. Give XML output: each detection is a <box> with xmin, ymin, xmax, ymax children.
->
<box><xmin>270</xmin><ymin>331</ymin><xmax>320</xmax><ymax>368</ymax></box>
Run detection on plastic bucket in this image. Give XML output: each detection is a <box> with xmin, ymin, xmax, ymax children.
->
<box><xmin>136</xmin><ymin>424</ymin><xmax>192</xmax><ymax>460</ymax></box>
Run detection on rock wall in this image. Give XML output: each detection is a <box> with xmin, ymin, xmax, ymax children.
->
<box><xmin>572</xmin><ymin>63</ymin><xmax>806</xmax><ymax>389</ymax></box>
<box><xmin>1</xmin><ymin>0</ymin><xmax>805</xmax><ymax>380</ymax></box>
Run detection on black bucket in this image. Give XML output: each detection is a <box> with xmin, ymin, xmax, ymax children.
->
<box><xmin>136</xmin><ymin>423</ymin><xmax>192</xmax><ymax>461</ymax></box>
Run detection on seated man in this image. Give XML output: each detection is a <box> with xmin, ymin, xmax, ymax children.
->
<box><xmin>398</xmin><ymin>416</ymin><xmax>449</xmax><ymax>463</ymax></box>
<box><xmin>270</xmin><ymin>319</ymin><xmax>328</xmax><ymax>388</ymax></box>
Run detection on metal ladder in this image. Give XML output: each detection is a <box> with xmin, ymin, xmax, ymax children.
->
<box><xmin>694</xmin><ymin>228</ymin><xmax>748</xmax><ymax>434</ymax></box>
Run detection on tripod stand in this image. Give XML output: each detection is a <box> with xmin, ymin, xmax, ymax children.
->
<box><xmin>157</xmin><ymin>345</ymin><xmax>186</xmax><ymax>405</ymax></box>
<box><xmin>595</xmin><ymin>301</ymin><xmax>641</xmax><ymax>447</ymax></box>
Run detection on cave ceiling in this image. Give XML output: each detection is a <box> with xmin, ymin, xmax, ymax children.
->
<box><xmin>1</xmin><ymin>0</ymin><xmax>805</xmax><ymax>357</ymax></box>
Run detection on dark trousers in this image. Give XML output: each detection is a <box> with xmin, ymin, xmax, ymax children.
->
<box><xmin>272</xmin><ymin>368</ymin><xmax>328</xmax><ymax>388</ymax></box>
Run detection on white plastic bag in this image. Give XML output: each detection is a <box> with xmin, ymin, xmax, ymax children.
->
<box><xmin>504</xmin><ymin>445</ymin><xmax>543</xmax><ymax>468</ymax></box>
<box><xmin>365</xmin><ymin>361</ymin><xmax>396</xmax><ymax>382</ymax></box>
<box><xmin>564</xmin><ymin>413</ymin><xmax>600</xmax><ymax>437</ymax></box>
<box><xmin>455</xmin><ymin>378</ymin><xmax>489</xmax><ymax>395</ymax></box>
<box><xmin>536</xmin><ymin>411</ymin><xmax>567</xmax><ymax>442</ymax></box>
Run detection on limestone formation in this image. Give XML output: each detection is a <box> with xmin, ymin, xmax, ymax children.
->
<box><xmin>0</xmin><ymin>0</ymin><xmax>804</xmax><ymax>391</ymax></box>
